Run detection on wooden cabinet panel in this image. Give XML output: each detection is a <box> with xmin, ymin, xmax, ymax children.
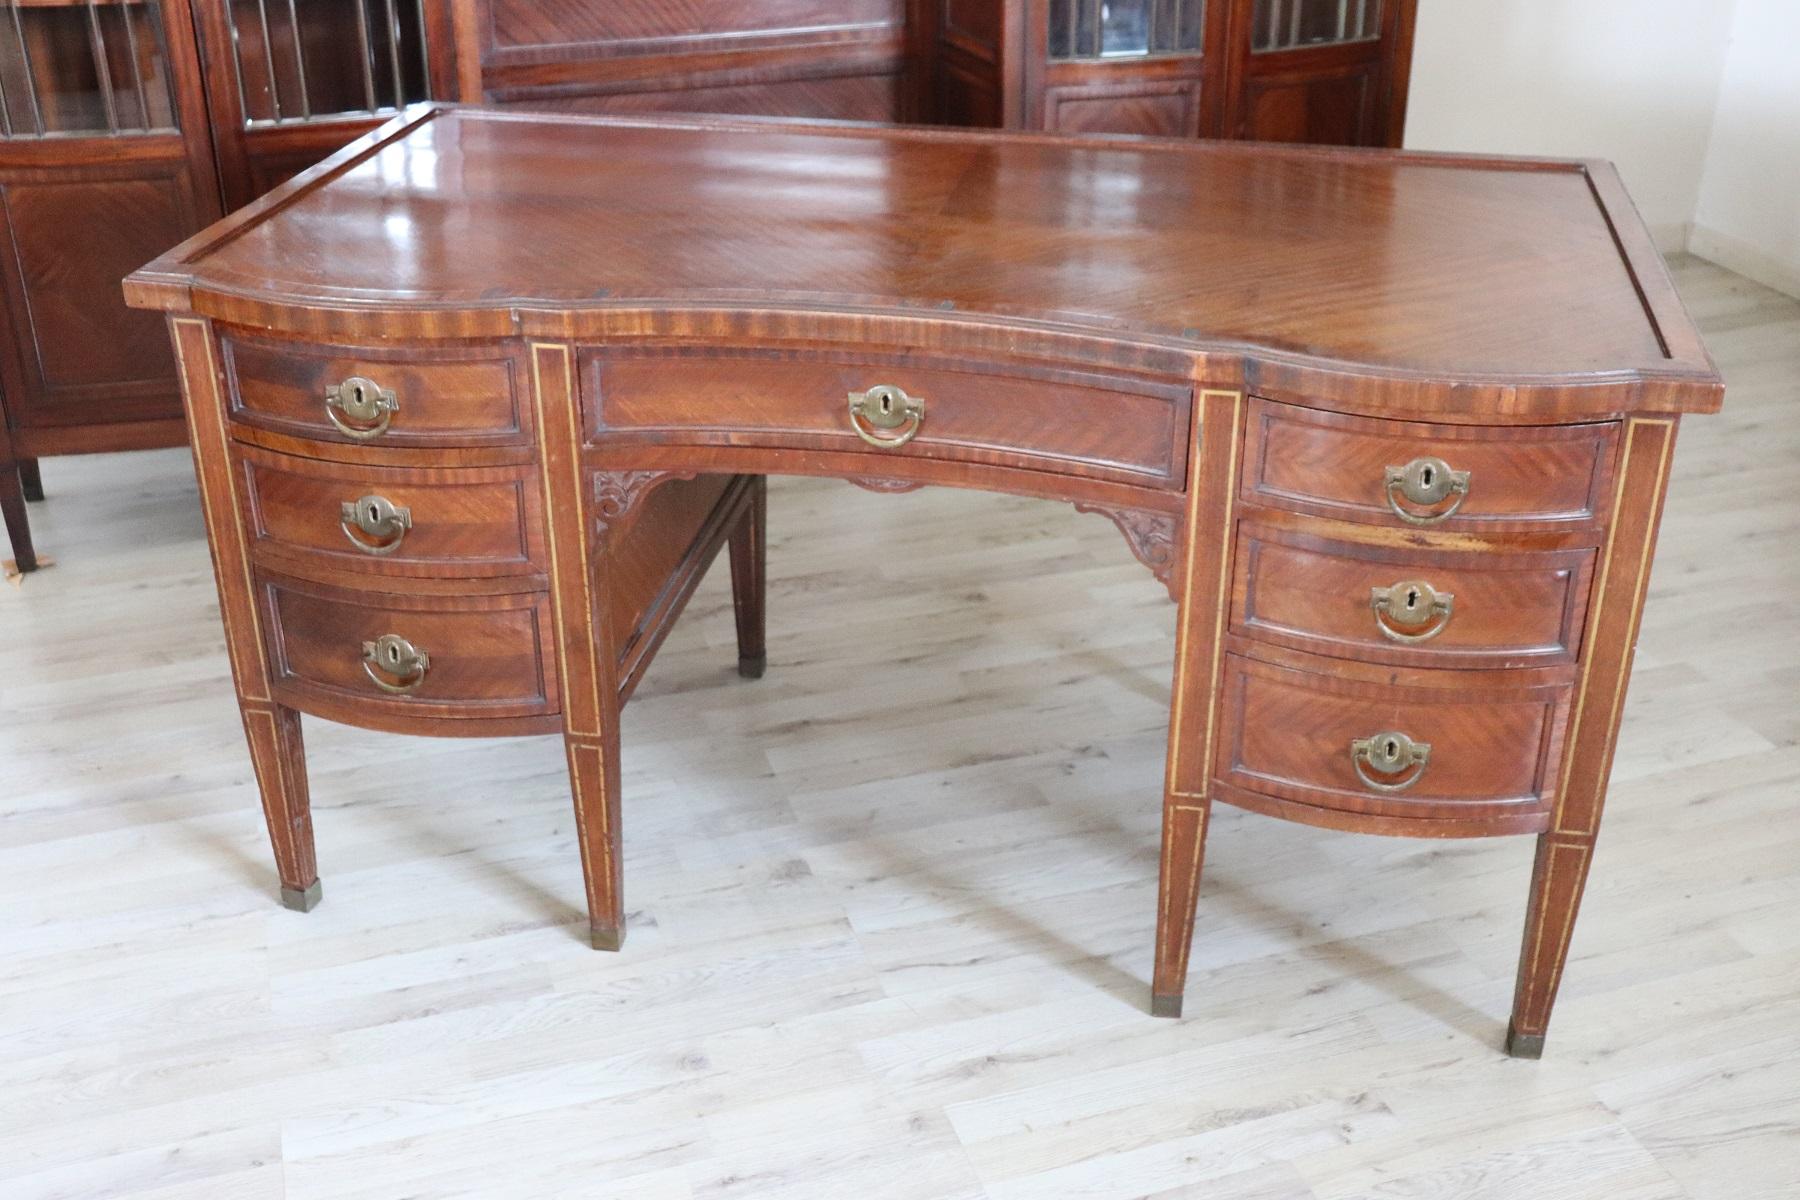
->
<box><xmin>1237</xmin><ymin>65</ymin><xmax>1374</xmax><ymax>143</ymax></box>
<box><xmin>1043</xmin><ymin>78</ymin><xmax>1199</xmax><ymax>136</ymax></box>
<box><xmin>517</xmin><ymin>73</ymin><xmax>904</xmax><ymax>121</ymax></box>
<box><xmin>484</xmin><ymin>0</ymin><xmax>902</xmax><ymax>47</ymax></box>
<box><xmin>0</xmin><ymin>173</ymin><xmax>193</xmax><ymax>423</ymax></box>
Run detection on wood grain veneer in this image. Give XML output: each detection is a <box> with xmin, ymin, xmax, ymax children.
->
<box><xmin>126</xmin><ymin>106</ymin><xmax>1724</xmax><ymax>1056</ymax></box>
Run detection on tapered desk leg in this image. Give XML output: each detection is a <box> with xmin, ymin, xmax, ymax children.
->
<box><xmin>2</xmin><ymin>453</ymin><xmax>36</xmax><ymax>573</ymax></box>
<box><xmin>729</xmin><ymin>475</ymin><xmax>767</xmax><ymax>679</ymax></box>
<box><xmin>1151</xmin><ymin>387</ymin><xmax>1244</xmax><ymax>1018</ymax></box>
<box><xmin>531</xmin><ymin>342</ymin><xmax>628</xmax><ymax>950</ymax></box>
<box><xmin>169</xmin><ymin>317</ymin><xmax>321</xmax><ymax>909</ymax></box>
<box><xmin>242</xmin><ymin>702</ymin><xmax>321</xmax><ymax>911</ymax></box>
<box><xmin>1507</xmin><ymin>416</ymin><xmax>1678</xmax><ymax>1056</ymax></box>
<box><xmin>18</xmin><ymin>456</ymin><xmax>43</xmax><ymax>502</ymax></box>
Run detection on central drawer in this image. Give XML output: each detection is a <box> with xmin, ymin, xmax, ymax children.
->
<box><xmin>581</xmin><ymin>347</ymin><xmax>1191</xmax><ymax>488</ymax></box>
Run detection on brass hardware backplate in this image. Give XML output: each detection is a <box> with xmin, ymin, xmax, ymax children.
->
<box><xmin>1370</xmin><ymin>579</ymin><xmax>1455</xmax><ymax>642</ymax></box>
<box><xmin>339</xmin><ymin>494</ymin><xmax>413</xmax><ymax>556</ymax></box>
<box><xmin>324</xmin><ymin>376</ymin><xmax>399</xmax><ymax>439</ymax></box>
<box><xmin>847</xmin><ymin>384</ymin><xmax>925</xmax><ymax>448</ymax></box>
<box><xmin>361</xmin><ymin>633</ymin><xmax>430</xmax><ymax>694</ymax></box>
<box><xmin>1384</xmin><ymin>456</ymin><xmax>1470</xmax><ymax>524</ymax></box>
<box><xmin>1350</xmin><ymin>730</ymin><xmax>1432</xmax><ymax>792</ymax></box>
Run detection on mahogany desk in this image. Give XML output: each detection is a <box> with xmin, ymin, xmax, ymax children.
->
<box><xmin>125</xmin><ymin>105</ymin><xmax>1724</xmax><ymax>1057</ymax></box>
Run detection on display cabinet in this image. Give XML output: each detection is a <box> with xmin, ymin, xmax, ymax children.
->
<box><xmin>931</xmin><ymin>0</ymin><xmax>1414</xmax><ymax>142</ymax></box>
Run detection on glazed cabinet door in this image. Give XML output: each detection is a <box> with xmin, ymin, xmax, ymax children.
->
<box><xmin>0</xmin><ymin>0</ymin><xmax>222</xmax><ymax>443</ymax></box>
<box><xmin>1022</xmin><ymin>0</ymin><xmax>1224</xmax><ymax>136</ymax></box>
<box><xmin>1220</xmin><ymin>0</ymin><xmax>1416</xmax><ymax>146</ymax></box>
<box><xmin>189</xmin><ymin>0</ymin><xmax>456</xmax><ymax>210</ymax></box>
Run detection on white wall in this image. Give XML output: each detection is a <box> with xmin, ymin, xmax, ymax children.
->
<box><xmin>1690</xmin><ymin>0</ymin><xmax>1800</xmax><ymax>297</ymax></box>
<box><xmin>1403</xmin><ymin>1</ymin><xmax>1738</xmax><ymax>251</ymax></box>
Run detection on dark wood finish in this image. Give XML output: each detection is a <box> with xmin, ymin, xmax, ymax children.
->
<box><xmin>1</xmin><ymin>418</ymin><xmax>35</xmax><ymax>572</ymax></box>
<box><xmin>128</xmin><ymin>107</ymin><xmax>1723</xmax><ymax>1056</ymax></box>
<box><xmin>729</xmin><ymin>475</ymin><xmax>768</xmax><ymax>677</ymax></box>
<box><xmin>16</xmin><ymin>455</ymin><xmax>42</xmax><ymax>502</ymax></box>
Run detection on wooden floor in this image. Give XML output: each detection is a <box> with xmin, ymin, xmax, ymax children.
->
<box><xmin>1</xmin><ymin>257</ymin><xmax>1796</xmax><ymax>1199</ymax></box>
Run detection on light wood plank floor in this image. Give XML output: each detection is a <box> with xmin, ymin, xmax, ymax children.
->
<box><xmin>1</xmin><ymin>257</ymin><xmax>1796</xmax><ymax>1199</ymax></box>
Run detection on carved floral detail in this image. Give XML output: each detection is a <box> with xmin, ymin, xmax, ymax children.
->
<box><xmin>593</xmin><ymin>470</ymin><xmax>696</xmax><ymax>537</ymax></box>
<box><xmin>846</xmin><ymin>476</ymin><xmax>925</xmax><ymax>494</ymax></box>
<box><xmin>1074</xmin><ymin>503</ymin><xmax>1180</xmax><ymax>598</ymax></box>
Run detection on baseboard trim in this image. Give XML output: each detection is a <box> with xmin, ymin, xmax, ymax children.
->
<box><xmin>1687</xmin><ymin>223</ymin><xmax>1800</xmax><ymax>300</ymax></box>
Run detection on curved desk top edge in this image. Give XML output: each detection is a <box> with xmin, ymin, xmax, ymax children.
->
<box><xmin>124</xmin><ymin>104</ymin><xmax>1723</xmax><ymax>418</ymax></box>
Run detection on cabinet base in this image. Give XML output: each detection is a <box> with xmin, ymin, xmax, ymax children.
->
<box><xmin>279</xmin><ymin>880</ymin><xmax>323</xmax><ymax>912</ymax></box>
<box><xmin>1505</xmin><ymin>1021</ymin><xmax>1545</xmax><ymax>1059</ymax></box>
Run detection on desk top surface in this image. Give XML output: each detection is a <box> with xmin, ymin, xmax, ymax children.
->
<box><xmin>130</xmin><ymin>105</ymin><xmax>1719</xmax><ymax>403</ymax></box>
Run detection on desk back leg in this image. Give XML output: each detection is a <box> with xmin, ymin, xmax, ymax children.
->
<box><xmin>729</xmin><ymin>475</ymin><xmax>767</xmax><ymax>679</ymax></box>
<box><xmin>1152</xmin><ymin>387</ymin><xmax>1245</xmax><ymax>1017</ymax></box>
<box><xmin>2</xmin><ymin>453</ymin><xmax>36</xmax><ymax>573</ymax></box>
<box><xmin>18</xmin><ymin>456</ymin><xmax>43</xmax><ymax>502</ymax></box>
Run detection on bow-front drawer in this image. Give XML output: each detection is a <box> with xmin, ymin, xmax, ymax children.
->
<box><xmin>235</xmin><ymin>445</ymin><xmax>545</xmax><ymax>580</ymax></box>
<box><xmin>258</xmin><ymin>573</ymin><xmax>558</xmax><ymax>729</ymax></box>
<box><xmin>581</xmin><ymin>347</ymin><xmax>1192</xmax><ymax>489</ymax></box>
<box><xmin>1230</xmin><ymin>520</ymin><xmax>1596</xmax><ymax>670</ymax></box>
<box><xmin>1212</xmin><ymin>653</ymin><xmax>1569</xmax><ymax>834</ymax></box>
<box><xmin>220</xmin><ymin>331</ymin><xmax>530</xmax><ymax>450</ymax></box>
<box><xmin>1242</xmin><ymin>400</ymin><xmax>1619</xmax><ymax>531</ymax></box>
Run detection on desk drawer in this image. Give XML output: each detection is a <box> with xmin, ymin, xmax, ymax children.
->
<box><xmin>583</xmin><ymin>348</ymin><xmax>1190</xmax><ymax>488</ymax></box>
<box><xmin>260</xmin><ymin>574</ymin><xmax>557</xmax><ymax>722</ymax></box>
<box><xmin>238</xmin><ymin>446</ymin><xmax>544</xmax><ymax>579</ymax></box>
<box><xmin>1230</xmin><ymin>521</ymin><xmax>1595</xmax><ymax>669</ymax></box>
<box><xmin>1243</xmin><ymin>400</ymin><xmax>1618</xmax><ymax>530</ymax></box>
<box><xmin>221</xmin><ymin>331</ymin><xmax>528</xmax><ymax>449</ymax></box>
<box><xmin>1214</xmin><ymin>653</ymin><xmax>1566</xmax><ymax>828</ymax></box>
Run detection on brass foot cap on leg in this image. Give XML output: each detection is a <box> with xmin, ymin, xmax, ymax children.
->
<box><xmin>590</xmin><ymin>924</ymin><xmax>624</xmax><ymax>952</ymax></box>
<box><xmin>279</xmin><ymin>880</ymin><xmax>322</xmax><ymax>913</ymax></box>
<box><xmin>737</xmin><ymin>653</ymin><xmax>767</xmax><ymax>680</ymax></box>
<box><xmin>1151</xmin><ymin>992</ymin><xmax>1184</xmax><ymax>1019</ymax></box>
<box><xmin>1505</xmin><ymin>1021</ymin><xmax>1546</xmax><ymax>1059</ymax></box>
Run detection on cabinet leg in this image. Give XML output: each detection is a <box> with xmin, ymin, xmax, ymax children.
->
<box><xmin>240</xmin><ymin>701</ymin><xmax>319</xmax><ymax>911</ymax></box>
<box><xmin>565</xmin><ymin>723</ymin><xmax>625</xmax><ymax>950</ymax></box>
<box><xmin>18</xmin><ymin>456</ymin><xmax>43</xmax><ymax>502</ymax></box>
<box><xmin>1</xmin><ymin>459</ymin><xmax>36</xmax><ymax>573</ymax></box>
<box><xmin>1507</xmin><ymin>830</ymin><xmax>1595</xmax><ymax>1057</ymax></box>
<box><xmin>1151</xmin><ymin>799</ymin><xmax>1211</xmax><ymax>1017</ymax></box>
<box><xmin>728</xmin><ymin>474</ymin><xmax>767</xmax><ymax>679</ymax></box>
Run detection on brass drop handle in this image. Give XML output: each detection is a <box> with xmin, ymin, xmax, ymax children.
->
<box><xmin>324</xmin><ymin>376</ymin><xmax>398</xmax><ymax>440</ymax></box>
<box><xmin>362</xmin><ymin>633</ymin><xmax>430</xmax><ymax>695</ymax></box>
<box><xmin>847</xmin><ymin>384</ymin><xmax>925</xmax><ymax>449</ymax></box>
<box><xmin>1370</xmin><ymin>579</ymin><xmax>1454</xmax><ymax>643</ymax></box>
<box><xmin>1384</xmin><ymin>456</ymin><xmax>1470</xmax><ymax>525</ymax></box>
<box><xmin>1350</xmin><ymin>730</ymin><xmax>1432</xmax><ymax>792</ymax></box>
<box><xmin>339</xmin><ymin>494</ymin><xmax>412</xmax><ymax>556</ymax></box>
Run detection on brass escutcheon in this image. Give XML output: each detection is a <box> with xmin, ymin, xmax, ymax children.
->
<box><xmin>361</xmin><ymin>633</ymin><xmax>430</xmax><ymax>695</ymax></box>
<box><xmin>324</xmin><ymin>376</ymin><xmax>399</xmax><ymax>439</ymax></box>
<box><xmin>1370</xmin><ymin>579</ymin><xmax>1455</xmax><ymax>643</ymax></box>
<box><xmin>1383</xmin><ymin>456</ymin><xmax>1470</xmax><ymax>524</ymax></box>
<box><xmin>339</xmin><ymin>494</ymin><xmax>413</xmax><ymax>556</ymax></box>
<box><xmin>847</xmin><ymin>384</ymin><xmax>925</xmax><ymax>448</ymax></box>
<box><xmin>1350</xmin><ymin>730</ymin><xmax>1432</xmax><ymax>792</ymax></box>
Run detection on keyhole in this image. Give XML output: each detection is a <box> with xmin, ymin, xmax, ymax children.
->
<box><xmin>1420</xmin><ymin>464</ymin><xmax>1435</xmax><ymax>488</ymax></box>
<box><xmin>366</xmin><ymin>502</ymin><xmax>381</xmax><ymax>524</ymax></box>
<box><xmin>386</xmin><ymin>644</ymin><xmax>401</xmax><ymax>666</ymax></box>
<box><xmin>1405</xmin><ymin>587</ymin><xmax>1421</xmax><ymax>611</ymax></box>
<box><xmin>1383</xmin><ymin>737</ymin><xmax>1399</xmax><ymax>759</ymax></box>
<box><xmin>879</xmin><ymin>393</ymin><xmax>893</xmax><ymax>415</ymax></box>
